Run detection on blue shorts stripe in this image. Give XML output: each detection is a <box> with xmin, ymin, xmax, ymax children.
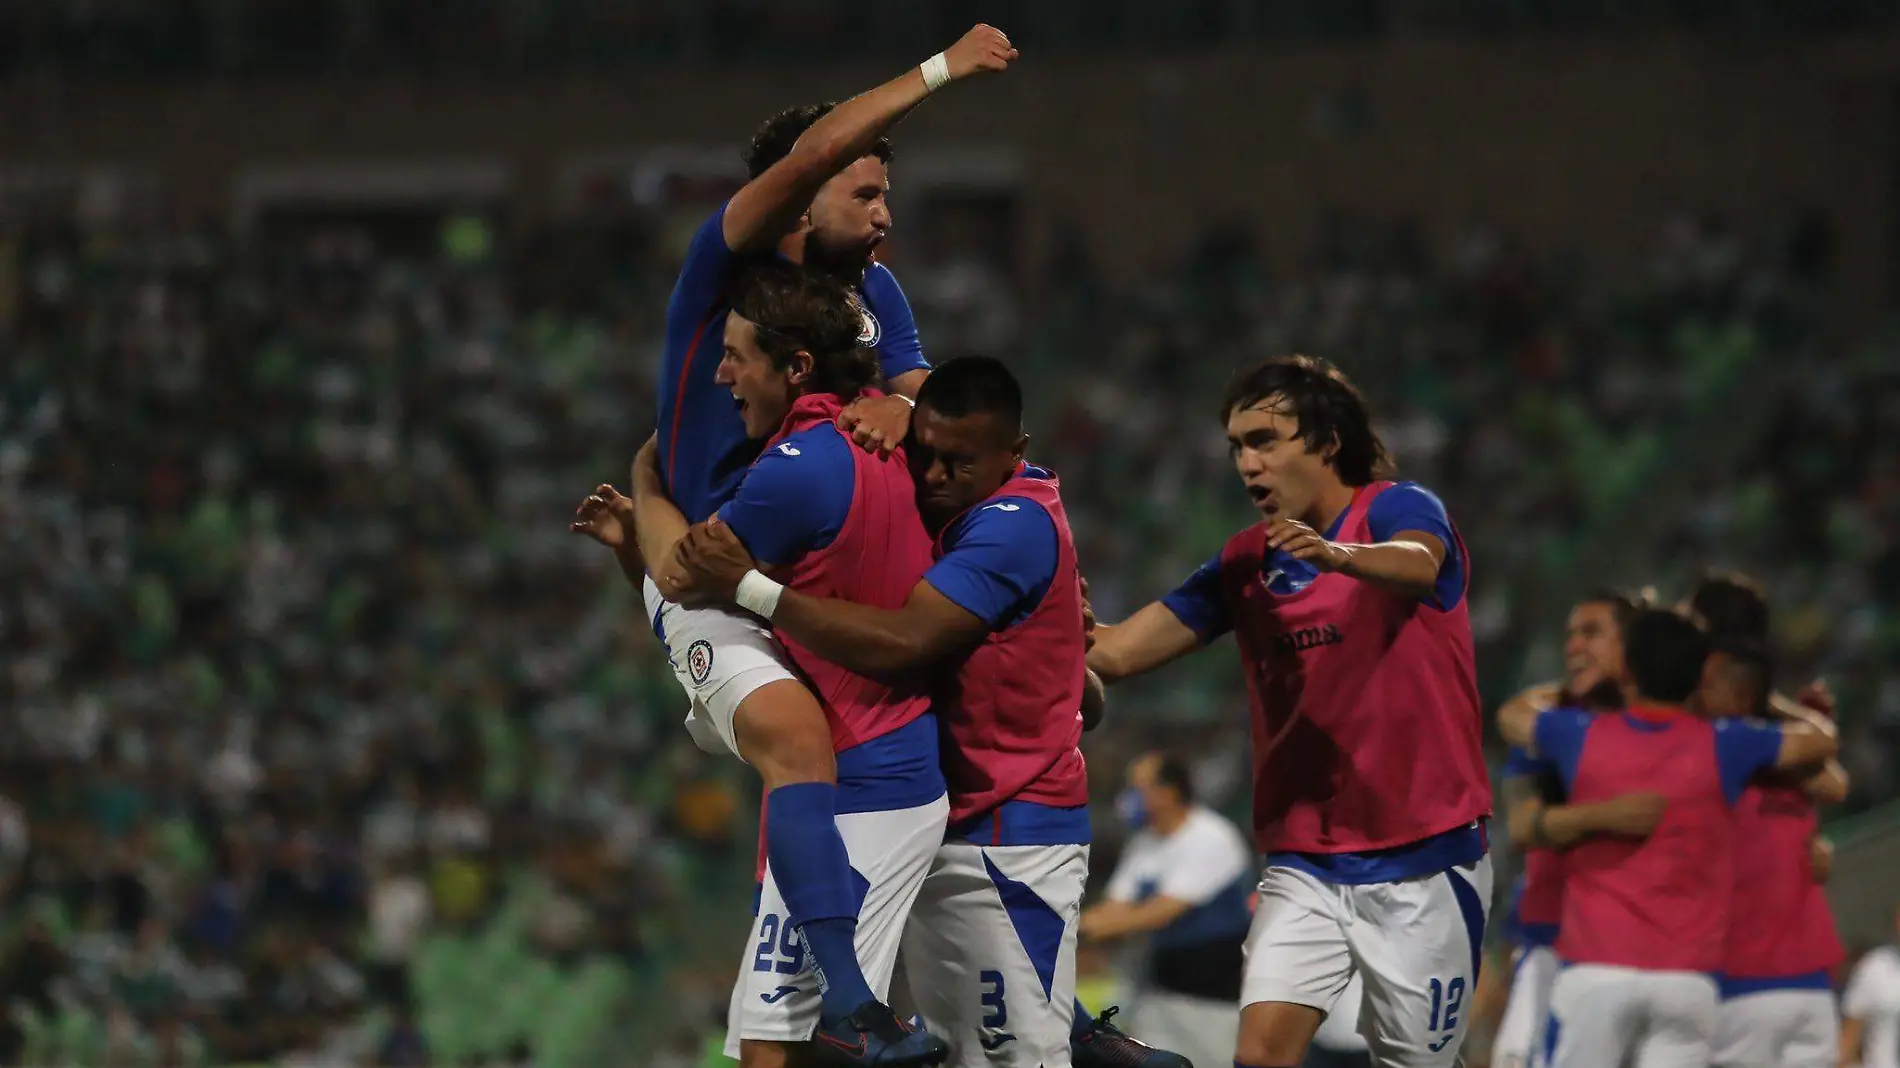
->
<box><xmin>1446</xmin><ymin>866</ymin><xmax>1486</xmax><ymax>983</ymax></box>
<box><xmin>982</xmin><ymin>854</ymin><xmax>1064</xmax><ymax>1001</ymax></box>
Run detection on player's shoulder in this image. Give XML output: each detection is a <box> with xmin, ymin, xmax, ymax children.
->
<box><xmin>1369</xmin><ymin>480</ymin><xmax>1451</xmax><ymax>518</ymax></box>
<box><xmin>947</xmin><ymin>493</ymin><xmax>1055</xmax><ymax>541</ymax></box>
<box><xmin>754</xmin><ymin>423</ymin><xmax>852</xmax><ymax>475</ymax></box>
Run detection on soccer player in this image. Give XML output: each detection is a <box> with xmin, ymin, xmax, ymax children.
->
<box><xmin>1081</xmin><ymin>751</ymin><xmax>1253</xmax><ymax>1068</ymax></box>
<box><xmin>1491</xmin><ymin>590</ymin><xmax>1661</xmax><ymax>1068</ymax></box>
<box><xmin>1087</xmin><ymin>354</ymin><xmax>1494</xmax><ymax>1067</ymax></box>
<box><xmin>575</xmin><ymin>26</ymin><xmax>1016</xmax><ymax>1068</ymax></box>
<box><xmin>1841</xmin><ymin>905</ymin><xmax>1900</xmax><ymax>1068</ymax></box>
<box><xmin>1498</xmin><ymin>606</ymin><xmax>1839</xmax><ymax>1068</ymax></box>
<box><xmin>1687</xmin><ymin>575</ymin><xmax>1850</xmax><ymax>1068</ymax></box>
<box><xmin>583</xmin><ymin>263</ymin><xmax>953</xmax><ymax>1065</ymax></box>
<box><xmin>664</xmin><ymin>357</ymin><xmax>1186</xmax><ymax>1068</ymax></box>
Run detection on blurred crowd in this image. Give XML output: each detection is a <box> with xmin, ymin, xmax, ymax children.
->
<box><xmin>4</xmin><ymin>0</ymin><xmax>1898</xmax><ymax>77</ymax></box>
<box><xmin>3</xmin><ymin>186</ymin><xmax>1898</xmax><ymax>1064</ymax></box>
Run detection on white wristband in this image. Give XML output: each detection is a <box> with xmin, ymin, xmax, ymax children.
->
<box><xmin>735</xmin><ymin>569</ymin><xmax>785</xmax><ymax>620</ymax></box>
<box><xmin>920</xmin><ymin>53</ymin><xmax>952</xmax><ymax>93</ymax></box>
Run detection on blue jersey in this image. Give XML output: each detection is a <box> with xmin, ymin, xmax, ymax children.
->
<box><xmin>656</xmin><ymin>204</ymin><xmax>928</xmax><ymax>524</ymax></box>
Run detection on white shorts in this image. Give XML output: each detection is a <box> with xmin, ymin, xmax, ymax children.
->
<box><xmin>1127</xmin><ymin>990</ymin><xmax>1241</xmax><ymax>1068</ymax></box>
<box><xmin>1239</xmin><ymin>855</ymin><xmax>1493</xmax><ymax>1067</ymax></box>
<box><xmin>644</xmin><ymin>576</ymin><xmax>798</xmax><ymax>761</ymax></box>
<box><xmin>893</xmin><ymin>841</ymin><xmax>1089</xmax><ymax>1068</ymax></box>
<box><xmin>1711</xmin><ymin>988</ymin><xmax>1838</xmax><ymax>1068</ymax></box>
<box><xmin>724</xmin><ymin>793</ymin><xmax>950</xmax><ymax>1056</ymax></box>
<box><xmin>1494</xmin><ymin>945</ymin><xmax>1561</xmax><ymax>1068</ymax></box>
<box><xmin>1547</xmin><ymin>963</ymin><xmax>1717</xmax><ymax>1068</ymax></box>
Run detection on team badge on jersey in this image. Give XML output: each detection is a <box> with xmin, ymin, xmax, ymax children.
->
<box><xmin>687</xmin><ymin>639</ymin><xmax>715</xmax><ymax>686</ymax></box>
<box><xmin>848</xmin><ymin>291</ymin><xmax>881</xmax><ymax>348</ymax></box>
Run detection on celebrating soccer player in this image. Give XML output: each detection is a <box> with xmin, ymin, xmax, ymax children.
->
<box><xmin>1088</xmin><ymin>354</ymin><xmax>1493</xmax><ymax>1067</ymax></box>
<box><xmin>664</xmin><ymin>356</ymin><xmax>1189</xmax><ymax>1068</ymax></box>
<box><xmin>572</xmin><ymin>28</ymin><xmax>1018</xmax><ymax>1062</ymax></box>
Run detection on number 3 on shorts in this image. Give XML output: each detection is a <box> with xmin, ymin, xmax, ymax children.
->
<box><xmin>979</xmin><ymin>969</ymin><xmax>1008</xmax><ymax>1027</ymax></box>
<box><xmin>1427</xmin><ymin>976</ymin><xmax>1465</xmax><ymax>1051</ymax></box>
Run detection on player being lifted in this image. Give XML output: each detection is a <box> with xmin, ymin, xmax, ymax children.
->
<box><xmin>1088</xmin><ymin>354</ymin><xmax>1494</xmax><ymax>1067</ymax></box>
<box><xmin>572</xmin><ymin>25</ymin><xmax>1017</xmax><ymax>1068</ymax></box>
<box><xmin>663</xmin><ymin>357</ymin><xmax>1189</xmax><ymax>1068</ymax></box>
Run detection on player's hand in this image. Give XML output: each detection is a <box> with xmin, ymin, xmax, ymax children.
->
<box><xmin>570</xmin><ymin>484</ymin><xmax>635</xmax><ymax>548</ymax></box>
<box><xmin>1600</xmin><ymin>791</ymin><xmax>1667</xmax><ymax>838</ymax></box>
<box><xmin>1796</xmin><ymin>679</ymin><xmax>1836</xmax><ymax>720</ymax></box>
<box><xmin>1079</xmin><ymin>576</ymin><xmax>1097</xmax><ymax>651</ymax></box>
<box><xmin>941</xmin><ymin>24</ymin><xmax>1018</xmax><ymax>81</ymax></box>
<box><xmin>837</xmin><ymin>394</ymin><xmax>912</xmax><ymax>458</ymax></box>
<box><xmin>671</xmin><ymin>516</ymin><xmax>758</xmax><ymax>606</ymax></box>
<box><xmin>1264</xmin><ymin>518</ymin><xmax>1353</xmax><ymax>572</ymax></box>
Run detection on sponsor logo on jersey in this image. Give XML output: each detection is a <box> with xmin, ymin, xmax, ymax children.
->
<box><xmin>1272</xmin><ymin>623</ymin><xmax>1343</xmax><ymax>654</ymax></box>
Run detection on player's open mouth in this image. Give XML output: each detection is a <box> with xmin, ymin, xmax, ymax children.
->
<box><xmin>1246</xmin><ymin>485</ymin><xmax>1272</xmax><ymax>503</ymax></box>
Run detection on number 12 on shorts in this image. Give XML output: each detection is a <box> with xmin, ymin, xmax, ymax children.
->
<box><xmin>1426</xmin><ymin>976</ymin><xmax>1465</xmax><ymax>1051</ymax></box>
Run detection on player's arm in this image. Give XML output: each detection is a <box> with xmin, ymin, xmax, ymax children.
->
<box><xmin>1513</xmin><ymin>792</ymin><xmax>1667</xmax><ymax>850</ymax></box>
<box><xmin>1088</xmin><ymin>553</ymin><xmax>1229</xmax><ymax>683</ymax></box>
<box><xmin>1273</xmin><ymin>483</ymin><xmax>1464</xmax><ymax>603</ymax></box>
<box><xmin>570</xmin><ymin>484</ymin><xmax>648</xmax><ymax>593</ymax></box>
<box><xmin>1080</xmin><ymin>667</ymin><xmax>1107</xmax><ymax>731</ymax></box>
<box><xmin>1811</xmin><ymin>835</ymin><xmax>1835</xmax><ymax>884</ymax></box>
<box><xmin>763</xmin><ymin>578</ymin><xmax>990</xmax><ymax>681</ymax></box>
<box><xmin>628</xmin><ymin>436</ymin><xmax>695</xmax><ymax>600</ymax></box>
<box><xmin>1761</xmin><ymin>684</ymin><xmax>1851</xmax><ymax>804</ymax></box>
<box><xmin>1495</xmin><ymin>682</ymin><xmax>1561</xmax><ymax>750</ymax></box>
<box><xmin>1077</xmin><ymin>895</ymin><xmax>1193</xmax><ymax>942</ymax></box>
<box><xmin>721</xmin><ymin>26</ymin><xmax>1016</xmax><ymax>255</ymax></box>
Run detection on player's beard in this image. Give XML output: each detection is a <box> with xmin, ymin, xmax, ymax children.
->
<box><xmin>803</xmin><ymin>229</ymin><xmax>877</xmax><ymax>283</ymax></box>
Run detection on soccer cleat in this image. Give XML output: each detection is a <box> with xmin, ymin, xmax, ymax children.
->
<box><xmin>1071</xmin><ymin>1005</ymin><xmax>1194</xmax><ymax>1068</ymax></box>
<box><xmin>811</xmin><ymin>999</ymin><xmax>950</xmax><ymax>1067</ymax></box>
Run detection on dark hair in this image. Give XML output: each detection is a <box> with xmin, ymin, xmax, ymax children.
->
<box><xmin>729</xmin><ymin>263</ymin><xmax>878</xmax><ymax>398</ymax></box>
<box><xmin>744</xmin><ymin>103</ymin><xmax>895</xmax><ymax>180</ymax></box>
<box><xmin>1623</xmin><ymin>606</ymin><xmax>1710</xmax><ymax>705</ymax></box>
<box><xmin>1219</xmin><ymin>354</ymin><xmax>1393</xmax><ymax>485</ymax></box>
<box><xmin>1708</xmin><ymin>635</ymin><xmax>1773</xmax><ymax>717</ymax></box>
<box><xmin>914</xmin><ymin>356</ymin><xmax>1024</xmax><ymax>440</ymax></box>
<box><xmin>1689</xmin><ymin>571</ymin><xmax>1770</xmax><ymax>643</ymax></box>
<box><xmin>1154</xmin><ymin>753</ymin><xmax>1195</xmax><ymax>804</ymax></box>
<box><xmin>1577</xmin><ymin>588</ymin><xmax>1643</xmax><ymax>634</ymax></box>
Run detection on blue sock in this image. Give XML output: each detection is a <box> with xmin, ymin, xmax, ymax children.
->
<box><xmin>765</xmin><ymin>783</ymin><xmax>873</xmax><ymax>1021</ymax></box>
<box><xmin>1071</xmin><ymin>999</ymin><xmax>1095</xmax><ymax>1039</ymax></box>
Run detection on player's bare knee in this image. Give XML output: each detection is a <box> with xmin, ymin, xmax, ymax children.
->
<box><xmin>1236</xmin><ymin>1001</ymin><xmax>1323</xmax><ymax>1065</ymax></box>
<box><xmin>733</xmin><ymin>680</ymin><xmax>837</xmax><ymax>789</ymax></box>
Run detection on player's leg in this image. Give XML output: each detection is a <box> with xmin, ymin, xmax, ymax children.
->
<box><xmin>900</xmin><ymin>841</ymin><xmax>1088</xmax><ymax>1068</ymax></box>
<box><xmin>1494</xmin><ymin>945</ymin><xmax>1559</xmax><ymax>1068</ymax></box>
<box><xmin>1127</xmin><ymin>991</ymin><xmax>1240</xmax><ymax>1068</ymax></box>
<box><xmin>1233</xmin><ymin>865</ymin><xmax>1356</xmax><ymax>1067</ymax></box>
<box><xmin>1630</xmin><ymin>971</ymin><xmax>1717</xmax><ymax>1068</ymax></box>
<box><xmin>651</xmin><ymin>584</ymin><xmax>882</xmax><ymax>1027</ymax></box>
<box><xmin>1777</xmin><ymin>990</ymin><xmax>1840</xmax><ymax>1068</ymax></box>
<box><xmin>1710</xmin><ymin>993</ymin><xmax>1770</xmax><ymax>1068</ymax></box>
<box><xmin>1345</xmin><ymin>857</ymin><xmax>1491</xmax><ymax>1067</ymax></box>
<box><xmin>1544</xmin><ymin>964</ymin><xmax>1643</xmax><ymax>1068</ymax></box>
<box><xmin>729</xmin><ymin>794</ymin><xmax>949</xmax><ymax>1058</ymax></box>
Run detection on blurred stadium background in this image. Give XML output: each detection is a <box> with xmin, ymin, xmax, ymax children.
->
<box><xmin>4</xmin><ymin>1</ymin><xmax>1900</xmax><ymax>1064</ymax></box>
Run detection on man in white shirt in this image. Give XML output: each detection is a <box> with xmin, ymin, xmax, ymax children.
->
<box><xmin>1843</xmin><ymin>905</ymin><xmax>1900</xmax><ymax>1068</ymax></box>
<box><xmin>1081</xmin><ymin>751</ymin><xmax>1255</xmax><ymax>1068</ymax></box>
